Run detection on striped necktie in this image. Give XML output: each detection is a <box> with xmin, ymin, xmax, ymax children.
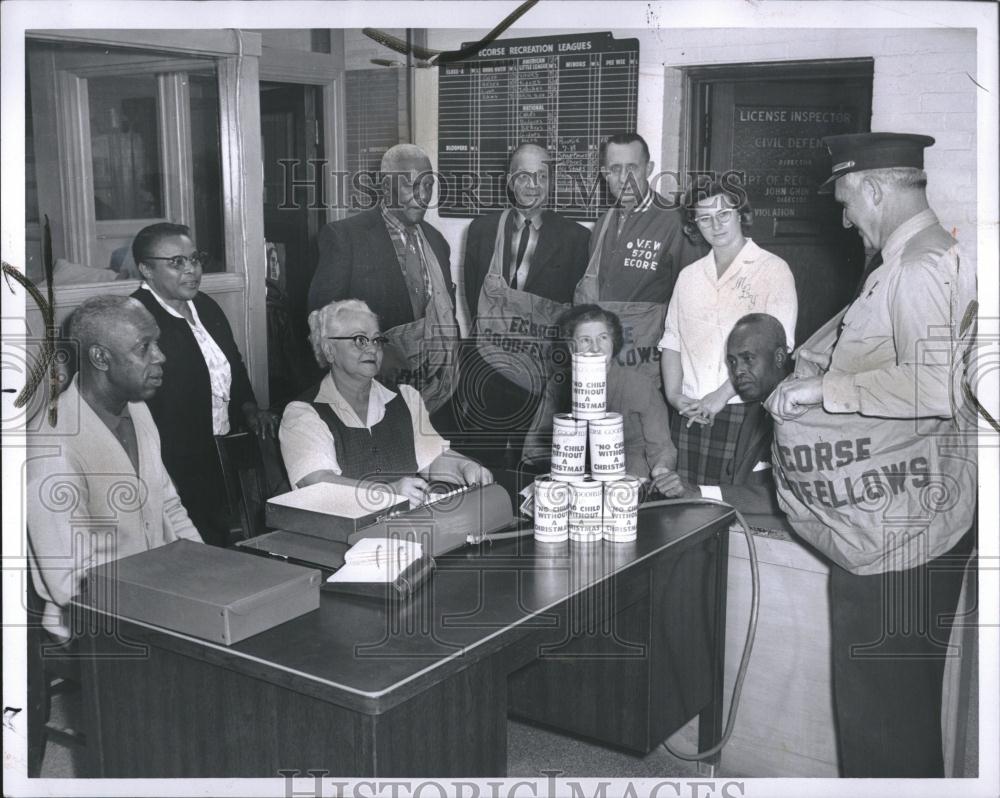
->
<box><xmin>401</xmin><ymin>227</ymin><xmax>429</xmax><ymax>318</ymax></box>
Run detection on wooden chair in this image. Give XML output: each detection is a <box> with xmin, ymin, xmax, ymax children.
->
<box><xmin>215</xmin><ymin>431</ymin><xmax>290</xmax><ymax>544</ymax></box>
<box><xmin>25</xmin><ymin>571</ymin><xmax>85</xmax><ymax>776</ymax></box>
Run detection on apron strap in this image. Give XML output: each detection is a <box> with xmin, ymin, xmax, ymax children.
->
<box><xmin>489</xmin><ymin>208</ymin><xmax>513</xmax><ymax>280</ymax></box>
<box><xmin>573</xmin><ymin>210</ymin><xmax>616</xmax><ymax>304</ymax></box>
<box><xmin>588</xmin><ymin>210</ymin><xmax>614</xmax><ymax>275</ymax></box>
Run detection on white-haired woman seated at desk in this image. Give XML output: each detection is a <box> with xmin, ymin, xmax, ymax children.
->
<box><xmin>279</xmin><ymin>299</ymin><xmax>493</xmax><ymax>506</ymax></box>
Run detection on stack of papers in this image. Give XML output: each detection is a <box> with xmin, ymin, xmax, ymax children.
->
<box><xmin>326</xmin><ymin>538</ymin><xmax>423</xmax><ymax>584</ymax></box>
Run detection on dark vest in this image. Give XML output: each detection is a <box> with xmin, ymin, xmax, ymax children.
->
<box><xmin>298</xmin><ymin>381</ymin><xmax>419</xmax><ymax>482</ymax></box>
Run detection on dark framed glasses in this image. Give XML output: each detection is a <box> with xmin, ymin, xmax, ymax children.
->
<box><xmin>327</xmin><ymin>334</ymin><xmax>390</xmax><ymax>350</ymax></box>
<box><xmin>143</xmin><ymin>252</ymin><xmax>209</xmax><ymax>270</ymax></box>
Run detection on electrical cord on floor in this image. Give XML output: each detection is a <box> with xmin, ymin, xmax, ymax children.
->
<box><xmin>639</xmin><ymin>497</ymin><xmax>761</xmax><ymax>762</ymax></box>
<box><xmin>470</xmin><ymin>494</ymin><xmax>760</xmax><ymax>762</ymax></box>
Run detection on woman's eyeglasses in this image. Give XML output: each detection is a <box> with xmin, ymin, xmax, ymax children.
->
<box><xmin>327</xmin><ymin>334</ymin><xmax>390</xmax><ymax>350</ymax></box>
<box><xmin>694</xmin><ymin>209</ymin><xmax>736</xmax><ymax>227</ymax></box>
<box><xmin>143</xmin><ymin>252</ymin><xmax>209</xmax><ymax>270</ymax></box>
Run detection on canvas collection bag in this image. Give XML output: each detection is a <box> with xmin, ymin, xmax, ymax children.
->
<box><xmin>771</xmin><ymin>283</ymin><xmax>978</xmax><ymax>576</ymax></box>
<box><xmin>472</xmin><ymin>208</ymin><xmax>568</xmax><ymax>395</ymax></box>
<box><xmin>379</xmin><ymin>225</ymin><xmax>460</xmax><ymax>414</ymax></box>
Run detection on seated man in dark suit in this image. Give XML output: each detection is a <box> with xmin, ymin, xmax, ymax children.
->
<box><xmin>657</xmin><ymin>312</ymin><xmax>790</xmax><ymax>514</ymax></box>
<box><xmin>308</xmin><ymin>144</ymin><xmax>459</xmax><ymax>420</ymax></box>
<box><xmin>456</xmin><ymin>142</ymin><xmax>590</xmax><ymax>469</ymax></box>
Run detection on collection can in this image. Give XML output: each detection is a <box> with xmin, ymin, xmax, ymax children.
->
<box><xmin>568</xmin><ymin>478</ymin><xmax>604</xmax><ymax>543</ymax></box>
<box><xmin>602</xmin><ymin>475</ymin><xmax>641</xmax><ymax>542</ymax></box>
<box><xmin>588</xmin><ymin>412</ymin><xmax>626</xmax><ymax>480</ymax></box>
<box><xmin>550</xmin><ymin>413</ymin><xmax>587</xmax><ymax>481</ymax></box>
<box><xmin>533</xmin><ymin>475</ymin><xmax>571</xmax><ymax>542</ymax></box>
<box><xmin>571</xmin><ymin>352</ymin><xmax>607</xmax><ymax>419</ymax></box>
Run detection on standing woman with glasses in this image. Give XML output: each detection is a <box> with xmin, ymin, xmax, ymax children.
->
<box><xmin>131</xmin><ymin>222</ymin><xmax>277</xmax><ymax>546</ymax></box>
<box><xmin>658</xmin><ymin>181</ymin><xmax>797</xmax><ymax>485</ymax></box>
<box><xmin>279</xmin><ymin>299</ymin><xmax>492</xmax><ymax>507</ymax></box>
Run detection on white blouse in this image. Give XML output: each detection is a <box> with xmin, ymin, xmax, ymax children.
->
<box><xmin>142</xmin><ymin>283</ymin><xmax>233</xmax><ymax>434</ymax></box>
<box><xmin>278</xmin><ymin>374</ymin><xmax>448</xmax><ymax>488</ymax></box>
<box><xmin>658</xmin><ymin>239</ymin><xmax>797</xmax><ymax>403</ymax></box>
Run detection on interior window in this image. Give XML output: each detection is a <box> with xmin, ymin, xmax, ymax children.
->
<box><xmin>88</xmin><ymin>73</ymin><xmax>164</xmax><ymax>221</ymax></box>
<box><xmin>27</xmin><ymin>39</ymin><xmax>226</xmax><ymax>282</ymax></box>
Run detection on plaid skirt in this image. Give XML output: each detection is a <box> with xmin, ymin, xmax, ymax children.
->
<box><xmin>669</xmin><ymin>401</ymin><xmax>748</xmax><ymax>486</ymax></box>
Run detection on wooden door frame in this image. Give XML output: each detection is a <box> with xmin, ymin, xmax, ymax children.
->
<box><xmin>26</xmin><ymin>29</ymin><xmax>269</xmax><ymax>405</ymax></box>
<box><xmin>259</xmin><ymin>48</ymin><xmax>346</xmax><ymax>226</ymax></box>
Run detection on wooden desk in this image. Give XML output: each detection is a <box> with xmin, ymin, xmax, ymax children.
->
<box><xmin>77</xmin><ymin>504</ymin><xmax>732</xmax><ymax>777</ymax></box>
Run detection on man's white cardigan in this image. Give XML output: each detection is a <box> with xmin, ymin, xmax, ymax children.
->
<box><xmin>26</xmin><ymin>378</ymin><xmax>202</xmax><ymax>637</ymax></box>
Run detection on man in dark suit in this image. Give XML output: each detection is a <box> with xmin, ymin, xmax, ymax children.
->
<box><xmin>308</xmin><ymin>143</ymin><xmax>454</xmax><ymax>325</ymax></box>
<box><xmin>456</xmin><ymin>143</ymin><xmax>590</xmax><ymax>469</ymax></box>
<box><xmin>308</xmin><ymin>144</ymin><xmax>459</xmax><ymax>418</ymax></box>
<box><xmin>655</xmin><ymin>313</ymin><xmax>790</xmax><ymax>514</ymax></box>
<box><xmin>463</xmin><ymin>144</ymin><xmax>589</xmax><ymax>312</ymax></box>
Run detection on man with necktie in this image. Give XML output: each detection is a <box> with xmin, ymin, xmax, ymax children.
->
<box><xmin>766</xmin><ymin>132</ymin><xmax>978</xmax><ymax>777</ymax></box>
<box><xmin>308</xmin><ymin>144</ymin><xmax>460</xmax><ymax>418</ymax></box>
<box><xmin>457</xmin><ymin>143</ymin><xmax>589</xmax><ymax>469</ymax></box>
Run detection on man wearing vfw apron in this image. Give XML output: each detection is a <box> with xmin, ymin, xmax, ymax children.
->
<box><xmin>457</xmin><ymin>143</ymin><xmax>589</xmax><ymax>470</ymax></box>
<box><xmin>308</xmin><ymin>144</ymin><xmax>459</xmax><ymax>420</ymax></box>
<box><xmin>574</xmin><ymin>133</ymin><xmax>707</xmax><ymax>381</ymax></box>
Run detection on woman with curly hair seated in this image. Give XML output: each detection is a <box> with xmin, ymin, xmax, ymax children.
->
<box><xmin>279</xmin><ymin>298</ymin><xmax>492</xmax><ymax>507</ymax></box>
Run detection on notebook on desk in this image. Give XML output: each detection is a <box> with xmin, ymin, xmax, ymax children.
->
<box><xmin>322</xmin><ymin>538</ymin><xmax>435</xmax><ymax>599</ymax></box>
<box><xmin>236</xmin><ymin>531</ymin><xmax>348</xmax><ymax>573</ymax></box>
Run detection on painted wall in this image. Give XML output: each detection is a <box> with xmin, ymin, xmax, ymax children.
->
<box><xmin>408</xmin><ymin>27</ymin><xmax>978</xmax><ymax>334</ymax></box>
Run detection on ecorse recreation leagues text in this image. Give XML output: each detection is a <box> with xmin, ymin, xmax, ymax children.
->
<box><xmin>476</xmin><ymin>40</ymin><xmax>594</xmax><ymax>58</ymax></box>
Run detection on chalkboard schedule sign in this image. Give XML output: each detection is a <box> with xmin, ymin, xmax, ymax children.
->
<box><xmin>438</xmin><ymin>32</ymin><xmax>639</xmax><ymax>221</ymax></box>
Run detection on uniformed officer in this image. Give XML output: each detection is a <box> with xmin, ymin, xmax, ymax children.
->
<box><xmin>767</xmin><ymin>132</ymin><xmax>978</xmax><ymax>777</ymax></box>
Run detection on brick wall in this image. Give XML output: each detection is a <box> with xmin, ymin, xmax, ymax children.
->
<box><xmin>657</xmin><ymin>28</ymin><xmax>978</xmax><ymax>269</ymax></box>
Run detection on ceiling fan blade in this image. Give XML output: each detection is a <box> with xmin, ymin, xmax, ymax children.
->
<box><xmin>363</xmin><ymin>27</ymin><xmax>442</xmax><ymax>62</ymax></box>
<box><xmin>434</xmin><ymin>0</ymin><xmax>540</xmax><ymax>64</ymax></box>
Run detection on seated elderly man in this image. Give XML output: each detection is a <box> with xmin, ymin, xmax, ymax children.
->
<box><xmin>27</xmin><ymin>296</ymin><xmax>203</xmax><ymax>640</ymax></box>
<box><xmin>657</xmin><ymin>312</ymin><xmax>790</xmax><ymax>513</ymax></box>
<box><xmin>280</xmin><ymin>299</ymin><xmax>493</xmax><ymax>506</ymax></box>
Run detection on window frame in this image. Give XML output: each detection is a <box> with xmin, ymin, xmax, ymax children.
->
<box><xmin>25</xmin><ymin>29</ymin><xmax>268</xmax><ymax>403</ymax></box>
